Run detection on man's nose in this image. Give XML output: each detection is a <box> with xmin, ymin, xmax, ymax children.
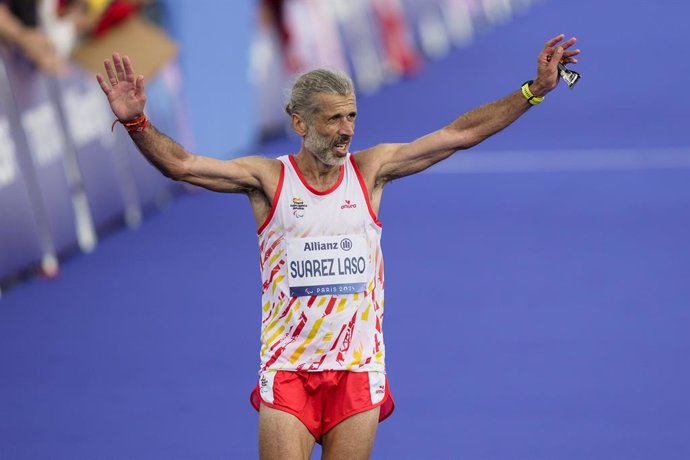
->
<box><xmin>339</xmin><ymin>120</ymin><xmax>354</xmax><ymax>136</ymax></box>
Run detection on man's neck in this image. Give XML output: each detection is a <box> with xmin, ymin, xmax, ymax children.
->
<box><xmin>293</xmin><ymin>150</ymin><xmax>343</xmax><ymax>192</ymax></box>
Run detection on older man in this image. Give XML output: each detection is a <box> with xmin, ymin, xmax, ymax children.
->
<box><xmin>97</xmin><ymin>33</ymin><xmax>580</xmax><ymax>460</ymax></box>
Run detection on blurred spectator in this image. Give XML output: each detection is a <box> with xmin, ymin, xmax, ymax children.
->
<box><xmin>260</xmin><ymin>0</ymin><xmax>289</xmax><ymax>46</ymax></box>
<box><xmin>0</xmin><ymin>0</ymin><xmax>152</xmax><ymax>76</ymax></box>
<box><xmin>372</xmin><ymin>0</ymin><xmax>421</xmax><ymax>77</ymax></box>
<box><xmin>259</xmin><ymin>0</ymin><xmax>349</xmax><ymax>75</ymax></box>
<box><xmin>39</xmin><ymin>0</ymin><xmax>156</xmax><ymax>56</ymax></box>
<box><xmin>0</xmin><ymin>0</ymin><xmax>65</xmax><ymax>75</ymax></box>
<box><xmin>78</xmin><ymin>0</ymin><xmax>152</xmax><ymax>37</ymax></box>
<box><xmin>258</xmin><ymin>0</ymin><xmax>302</xmax><ymax>73</ymax></box>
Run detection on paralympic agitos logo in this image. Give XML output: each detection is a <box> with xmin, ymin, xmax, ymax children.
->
<box><xmin>290</xmin><ymin>197</ymin><xmax>307</xmax><ymax>218</ymax></box>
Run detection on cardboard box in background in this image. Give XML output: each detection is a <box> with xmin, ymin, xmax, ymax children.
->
<box><xmin>71</xmin><ymin>16</ymin><xmax>178</xmax><ymax>80</ymax></box>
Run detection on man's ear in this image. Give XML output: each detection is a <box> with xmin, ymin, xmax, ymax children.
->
<box><xmin>291</xmin><ymin>113</ymin><xmax>307</xmax><ymax>137</ymax></box>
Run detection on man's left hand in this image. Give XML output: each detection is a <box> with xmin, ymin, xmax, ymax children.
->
<box><xmin>531</xmin><ymin>34</ymin><xmax>580</xmax><ymax>97</ymax></box>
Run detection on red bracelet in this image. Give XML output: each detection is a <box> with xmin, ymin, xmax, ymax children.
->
<box><xmin>111</xmin><ymin>113</ymin><xmax>149</xmax><ymax>133</ymax></box>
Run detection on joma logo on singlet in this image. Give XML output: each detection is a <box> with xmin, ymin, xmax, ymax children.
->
<box><xmin>303</xmin><ymin>242</ymin><xmax>339</xmax><ymax>251</ymax></box>
<box><xmin>341</xmin><ymin>199</ymin><xmax>357</xmax><ymax>209</ymax></box>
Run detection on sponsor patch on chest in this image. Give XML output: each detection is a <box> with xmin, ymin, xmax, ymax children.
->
<box><xmin>286</xmin><ymin>234</ymin><xmax>369</xmax><ymax>297</ymax></box>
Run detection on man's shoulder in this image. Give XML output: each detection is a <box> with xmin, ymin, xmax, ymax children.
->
<box><xmin>231</xmin><ymin>155</ymin><xmax>284</xmax><ymax>186</ymax></box>
<box><xmin>352</xmin><ymin>143</ymin><xmax>403</xmax><ymax>170</ymax></box>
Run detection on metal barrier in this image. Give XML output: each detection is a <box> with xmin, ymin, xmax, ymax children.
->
<box><xmin>0</xmin><ymin>48</ymin><xmax>182</xmax><ymax>294</ymax></box>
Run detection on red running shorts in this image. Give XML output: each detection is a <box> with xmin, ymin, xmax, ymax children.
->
<box><xmin>250</xmin><ymin>370</ymin><xmax>395</xmax><ymax>442</ymax></box>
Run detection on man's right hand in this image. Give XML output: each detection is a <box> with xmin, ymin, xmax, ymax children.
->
<box><xmin>96</xmin><ymin>52</ymin><xmax>146</xmax><ymax>121</ymax></box>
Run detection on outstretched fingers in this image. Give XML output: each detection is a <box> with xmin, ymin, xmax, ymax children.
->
<box><xmin>559</xmin><ymin>37</ymin><xmax>577</xmax><ymax>51</ymax></box>
<box><xmin>103</xmin><ymin>56</ymin><xmax>118</xmax><ymax>86</ymax></box>
<box><xmin>95</xmin><ymin>73</ymin><xmax>111</xmax><ymax>95</ymax></box>
<box><xmin>112</xmin><ymin>53</ymin><xmax>126</xmax><ymax>83</ymax></box>
<box><xmin>543</xmin><ymin>35</ymin><xmax>580</xmax><ymax>67</ymax></box>
<box><xmin>545</xmin><ymin>33</ymin><xmax>565</xmax><ymax>49</ymax></box>
<box><xmin>561</xmin><ymin>47</ymin><xmax>581</xmax><ymax>64</ymax></box>
<box><xmin>98</xmin><ymin>52</ymin><xmax>141</xmax><ymax>92</ymax></box>
<box><xmin>123</xmin><ymin>55</ymin><xmax>135</xmax><ymax>82</ymax></box>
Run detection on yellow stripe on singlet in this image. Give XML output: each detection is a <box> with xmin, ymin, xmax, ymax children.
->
<box><xmin>348</xmin><ymin>347</ymin><xmax>363</xmax><ymax>368</ymax></box>
<box><xmin>266</xmin><ymin>325</ymin><xmax>285</xmax><ymax>348</ymax></box>
<box><xmin>283</xmin><ymin>298</ymin><xmax>303</xmax><ymax>326</ymax></box>
<box><xmin>270</xmin><ymin>298</ymin><xmax>285</xmax><ymax>319</ymax></box>
<box><xmin>264</xmin><ymin>318</ymin><xmax>279</xmax><ymax>335</ymax></box>
<box><xmin>269</xmin><ymin>249</ymin><xmax>284</xmax><ymax>266</ymax></box>
<box><xmin>289</xmin><ymin>317</ymin><xmax>324</xmax><ymax>364</ymax></box>
<box><xmin>361</xmin><ymin>304</ymin><xmax>371</xmax><ymax>321</ymax></box>
<box><xmin>272</xmin><ymin>275</ymin><xmax>285</xmax><ymax>293</ymax></box>
<box><xmin>265</xmin><ymin>299</ymin><xmax>300</xmax><ymax>335</ymax></box>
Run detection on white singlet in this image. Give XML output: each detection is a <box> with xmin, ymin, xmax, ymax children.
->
<box><xmin>257</xmin><ymin>154</ymin><xmax>385</xmax><ymax>373</ymax></box>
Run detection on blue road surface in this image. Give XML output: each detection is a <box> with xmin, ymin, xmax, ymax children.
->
<box><xmin>2</xmin><ymin>1</ymin><xmax>690</xmax><ymax>459</ymax></box>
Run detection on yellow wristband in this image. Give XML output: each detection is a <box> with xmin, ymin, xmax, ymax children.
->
<box><xmin>521</xmin><ymin>80</ymin><xmax>544</xmax><ymax>106</ymax></box>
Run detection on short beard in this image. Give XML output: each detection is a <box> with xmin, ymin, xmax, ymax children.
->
<box><xmin>304</xmin><ymin>127</ymin><xmax>347</xmax><ymax>167</ymax></box>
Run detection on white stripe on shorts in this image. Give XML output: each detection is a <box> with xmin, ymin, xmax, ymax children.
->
<box><xmin>259</xmin><ymin>371</ymin><xmax>277</xmax><ymax>404</ymax></box>
<box><xmin>368</xmin><ymin>371</ymin><xmax>386</xmax><ymax>404</ymax></box>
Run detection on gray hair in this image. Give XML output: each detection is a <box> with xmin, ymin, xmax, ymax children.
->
<box><xmin>285</xmin><ymin>69</ymin><xmax>355</xmax><ymax>121</ymax></box>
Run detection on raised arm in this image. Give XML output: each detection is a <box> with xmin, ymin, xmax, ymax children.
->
<box><xmin>96</xmin><ymin>52</ymin><xmax>279</xmax><ymax>195</ymax></box>
<box><xmin>357</xmin><ymin>34</ymin><xmax>580</xmax><ymax>185</ymax></box>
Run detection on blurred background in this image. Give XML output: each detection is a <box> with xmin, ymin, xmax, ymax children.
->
<box><xmin>1</xmin><ymin>0</ymin><xmax>689</xmax><ymax>459</ymax></box>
